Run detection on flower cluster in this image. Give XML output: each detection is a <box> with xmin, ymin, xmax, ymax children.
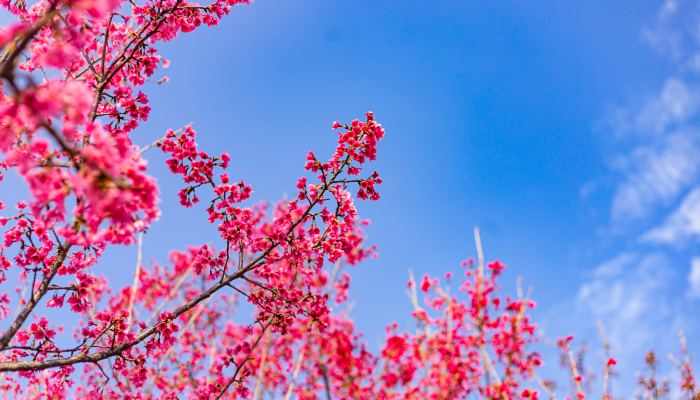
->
<box><xmin>0</xmin><ymin>0</ymin><xmax>386</xmax><ymax>391</ymax></box>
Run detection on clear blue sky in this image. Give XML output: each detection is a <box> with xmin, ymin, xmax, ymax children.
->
<box><xmin>106</xmin><ymin>0</ymin><xmax>699</xmax><ymax>394</ymax></box>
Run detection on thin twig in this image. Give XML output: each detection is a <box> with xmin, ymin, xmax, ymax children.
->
<box><xmin>215</xmin><ymin>318</ymin><xmax>273</xmax><ymax>400</ymax></box>
<box><xmin>127</xmin><ymin>230</ymin><xmax>144</xmax><ymax>328</ymax></box>
<box><xmin>282</xmin><ymin>348</ymin><xmax>305</xmax><ymax>400</ymax></box>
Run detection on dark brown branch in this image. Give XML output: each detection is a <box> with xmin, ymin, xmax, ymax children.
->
<box><xmin>0</xmin><ymin>244</ymin><xmax>70</xmax><ymax>350</ymax></box>
<box><xmin>215</xmin><ymin>318</ymin><xmax>273</xmax><ymax>400</ymax></box>
<box><xmin>88</xmin><ymin>0</ymin><xmax>184</xmax><ymax>124</ymax></box>
<box><xmin>0</xmin><ymin>3</ymin><xmax>59</xmax><ymax>77</ymax></box>
<box><xmin>0</xmin><ymin>155</ymin><xmax>352</xmax><ymax>372</ymax></box>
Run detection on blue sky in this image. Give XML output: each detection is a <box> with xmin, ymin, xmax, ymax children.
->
<box><xmin>78</xmin><ymin>0</ymin><xmax>700</xmax><ymax>394</ymax></box>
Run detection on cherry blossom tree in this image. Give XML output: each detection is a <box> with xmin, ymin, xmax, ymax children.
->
<box><xmin>0</xmin><ymin>0</ymin><xmax>697</xmax><ymax>399</ymax></box>
<box><xmin>0</xmin><ymin>0</ymin><xmax>384</xmax><ymax>396</ymax></box>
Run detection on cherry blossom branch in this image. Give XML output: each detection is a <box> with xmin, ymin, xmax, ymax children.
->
<box><xmin>473</xmin><ymin>226</ymin><xmax>501</xmax><ymax>389</ymax></box>
<box><xmin>282</xmin><ymin>347</ymin><xmax>305</xmax><ymax>400</ymax></box>
<box><xmin>0</xmin><ymin>153</ymin><xmax>353</xmax><ymax>371</ymax></box>
<box><xmin>215</xmin><ymin>317</ymin><xmax>273</xmax><ymax>399</ymax></box>
<box><xmin>252</xmin><ymin>333</ymin><xmax>271</xmax><ymax>399</ymax></box>
<box><xmin>320</xmin><ymin>365</ymin><xmax>333</xmax><ymax>400</ymax></box>
<box><xmin>0</xmin><ymin>243</ymin><xmax>70</xmax><ymax>350</ymax></box>
<box><xmin>126</xmin><ymin>230</ymin><xmax>144</xmax><ymax>327</ymax></box>
<box><xmin>138</xmin><ymin>126</ymin><xmax>189</xmax><ymax>155</ymax></box>
<box><xmin>0</xmin><ymin>2</ymin><xmax>59</xmax><ymax>77</ymax></box>
<box><xmin>89</xmin><ymin>0</ymin><xmax>185</xmax><ymax>123</ymax></box>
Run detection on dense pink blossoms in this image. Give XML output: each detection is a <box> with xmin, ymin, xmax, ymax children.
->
<box><xmin>0</xmin><ymin>0</ymin><xmax>698</xmax><ymax>399</ymax></box>
<box><xmin>0</xmin><ymin>0</ymin><xmax>391</xmax><ymax>396</ymax></box>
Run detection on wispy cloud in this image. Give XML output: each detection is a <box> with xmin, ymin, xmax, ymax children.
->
<box><xmin>610</xmin><ymin>130</ymin><xmax>700</xmax><ymax>221</ymax></box>
<box><xmin>643</xmin><ymin>186</ymin><xmax>700</xmax><ymax>244</ymax></box>
<box><xmin>575</xmin><ymin>252</ymin><xmax>675</xmax><ymax>355</ymax></box>
<box><xmin>541</xmin><ymin>251</ymin><xmax>690</xmax><ymax>394</ymax></box>
<box><xmin>606</xmin><ymin>79</ymin><xmax>700</xmax><ymax>139</ymax></box>
<box><xmin>600</xmin><ymin>0</ymin><xmax>700</xmax><ymax>224</ymax></box>
<box><xmin>555</xmin><ymin>0</ymin><xmax>700</xmax><ymax>388</ymax></box>
<box><xmin>642</xmin><ymin>0</ymin><xmax>683</xmax><ymax>61</ymax></box>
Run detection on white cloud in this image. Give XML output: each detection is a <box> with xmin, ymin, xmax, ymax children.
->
<box><xmin>659</xmin><ymin>0</ymin><xmax>679</xmax><ymax>18</ymax></box>
<box><xmin>688</xmin><ymin>257</ymin><xmax>700</xmax><ymax>299</ymax></box>
<box><xmin>643</xmin><ymin>186</ymin><xmax>700</xmax><ymax>244</ymax></box>
<box><xmin>575</xmin><ymin>253</ymin><xmax>673</xmax><ymax>351</ymax></box>
<box><xmin>603</xmin><ymin>0</ymin><xmax>700</xmax><ymax>224</ymax></box>
<box><xmin>637</xmin><ymin>79</ymin><xmax>700</xmax><ymax>134</ymax></box>
<box><xmin>552</xmin><ymin>1</ymin><xmax>700</xmax><ymax>394</ymax></box>
<box><xmin>542</xmin><ymin>247</ymin><xmax>700</xmax><ymax>396</ymax></box>
<box><xmin>643</xmin><ymin>0</ymin><xmax>683</xmax><ymax>61</ymax></box>
<box><xmin>611</xmin><ymin>131</ymin><xmax>700</xmax><ymax>221</ymax></box>
<box><xmin>542</xmin><ymin>251</ymin><xmax>686</xmax><ymax>395</ymax></box>
<box><xmin>590</xmin><ymin>252</ymin><xmax>636</xmax><ymax>278</ymax></box>
<box><xmin>605</xmin><ymin>79</ymin><xmax>699</xmax><ymax>138</ymax></box>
